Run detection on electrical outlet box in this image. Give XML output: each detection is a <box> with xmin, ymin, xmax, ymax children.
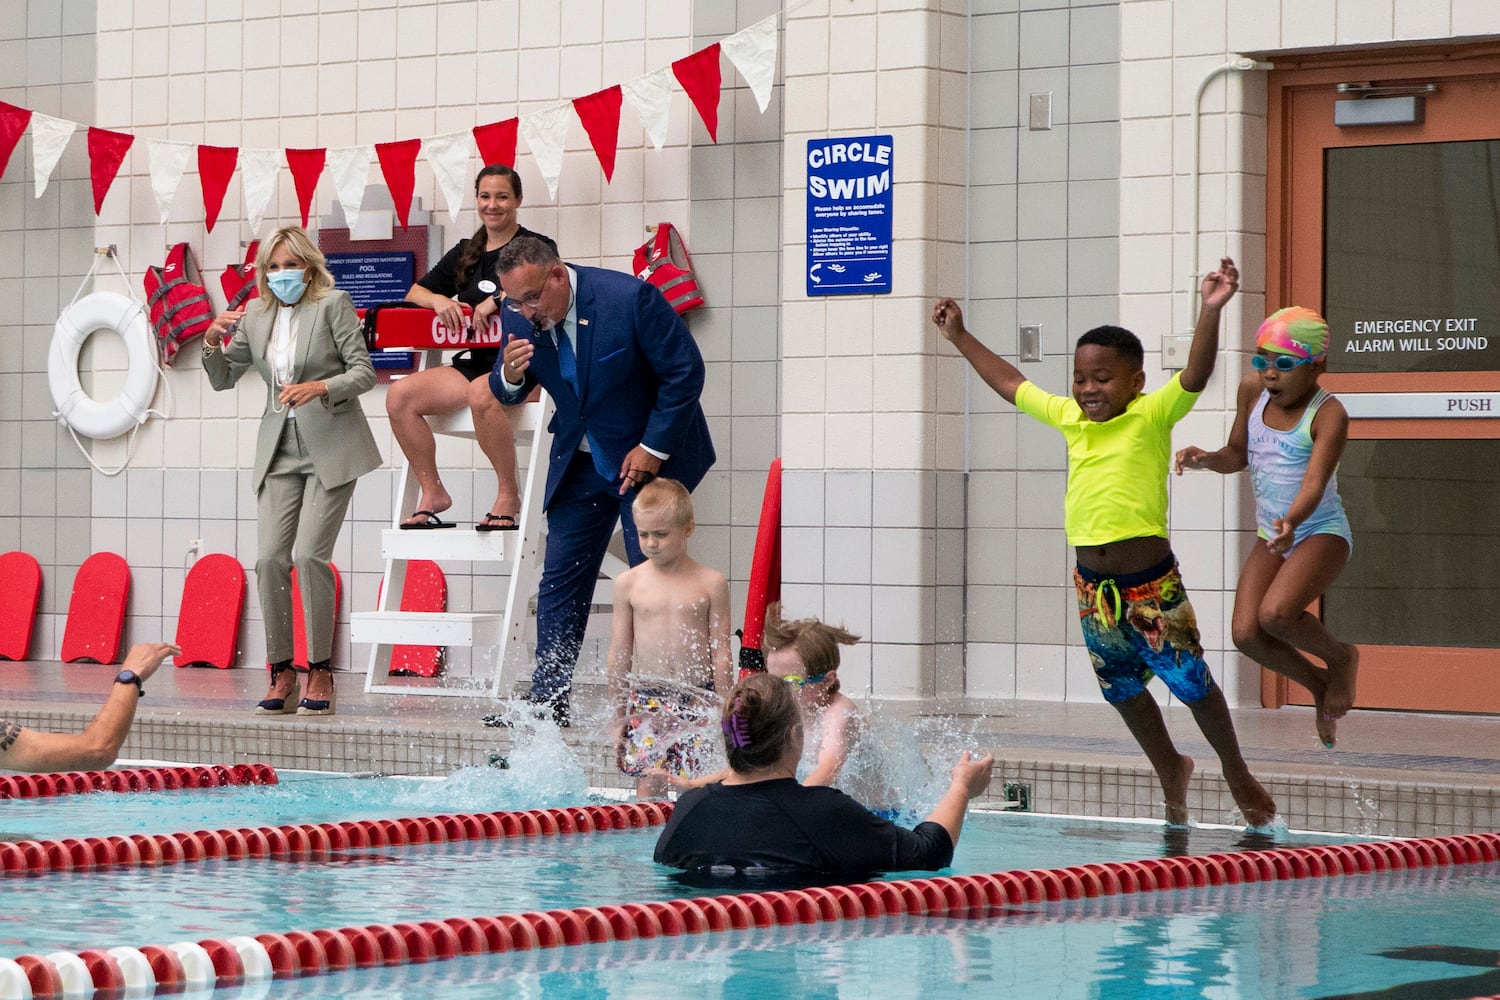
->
<box><xmin>1028</xmin><ymin>93</ymin><xmax>1052</xmax><ymax>131</ymax></box>
<box><xmin>1019</xmin><ymin>324</ymin><xmax>1042</xmax><ymax>363</ymax></box>
<box><xmin>1162</xmin><ymin>335</ymin><xmax>1194</xmax><ymax>370</ymax></box>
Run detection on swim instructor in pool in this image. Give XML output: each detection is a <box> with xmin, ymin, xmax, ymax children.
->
<box><xmin>0</xmin><ymin>642</ymin><xmax>176</xmax><ymax>772</ymax></box>
<box><xmin>653</xmin><ymin>672</ymin><xmax>995</xmax><ymax>878</ymax></box>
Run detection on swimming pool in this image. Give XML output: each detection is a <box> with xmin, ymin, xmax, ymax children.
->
<box><xmin>0</xmin><ymin>772</ymin><xmax>1367</xmax><ymax>955</ymax></box>
<box><xmin>2</xmin><ymin>766</ymin><xmax>1488</xmax><ymax>999</ymax></box>
<box><xmin>204</xmin><ymin>859</ymin><xmax>1499</xmax><ymax>1000</ymax></box>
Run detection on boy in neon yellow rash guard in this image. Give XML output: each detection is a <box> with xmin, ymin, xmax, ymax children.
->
<box><xmin>931</xmin><ymin>258</ymin><xmax>1276</xmax><ymax>829</ymax></box>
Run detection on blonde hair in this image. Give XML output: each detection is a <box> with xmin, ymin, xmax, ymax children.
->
<box><xmin>762</xmin><ymin>602</ymin><xmax>859</xmax><ymax>692</ymax></box>
<box><xmin>256</xmin><ymin>225</ymin><xmax>336</xmax><ymax>304</ymax></box>
<box><xmin>632</xmin><ymin>477</ymin><xmax>694</xmax><ymax>529</ymax></box>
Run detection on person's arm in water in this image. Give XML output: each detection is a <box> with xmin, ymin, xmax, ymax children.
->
<box><xmin>802</xmin><ymin>699</ymin><xmax>853</xmax><ymax>788</ymax></box>
<box><xmin>1180</xmin><ymin>257</ymin><xmax>1239</xmax><ymax>393</ymax></box>
<box><xmin>1176</xmin><ymin>374</ymin><xmax>1257</xmax><ymax>476</ymax></box>
<box><xmin>921</xmin><ymin>751</ymin><xmax>996</xmax><ymax>846</ymax></box>
<box><xmin>931</xmin><ymin>298</ymin><xmax>1025</xmax><ymax>404</ymax></box>
<box><xmin>0</xmin><ymin>643</ymin><xmax>177</xmax><ymax>773</ymax></box>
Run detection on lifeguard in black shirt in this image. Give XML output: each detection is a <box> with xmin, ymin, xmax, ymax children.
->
<box><xmin>654</xmin><ymin>672</ymin><xmax>994</xmax><ymax>879</ymax></box>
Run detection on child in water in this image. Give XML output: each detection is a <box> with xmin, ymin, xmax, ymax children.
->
<box><xmin>607</xmin><ymin>478</ymin><xmax>733</xmax><ymax>799</ymax></box>
<box><xmin>760</xmin><ymin>603</ymin><xmax>895</xmax><ymax>810</ymax></box>
<box><xmin>1175</xmin><ymin>306</ymin><xmax>1358</xmax><ymax>748</ymax></box>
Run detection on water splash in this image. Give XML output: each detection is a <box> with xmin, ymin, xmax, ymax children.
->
<box><xmin>804</xmin><ymin>702</ymin><xmax>988</xmax><ymax>823</ymax></box>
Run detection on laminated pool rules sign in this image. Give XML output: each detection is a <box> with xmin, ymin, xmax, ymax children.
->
<box><xmin>806</xmin><ymin>135</ymin><xmax>893</xmax><ymax>297</ymax></box>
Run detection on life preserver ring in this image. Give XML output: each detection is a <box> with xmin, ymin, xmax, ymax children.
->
<box><xmin>49</xmin><ymin>292</ymin><xmax>159</xmax><ymax>440</ymax></box>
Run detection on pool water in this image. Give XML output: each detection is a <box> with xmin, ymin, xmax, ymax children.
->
<box><xmin>102</xmin><ymin>861</ymin><xmax>1500</xmax><ymax>1000</ymax></box>
<box><xmin>0</xmin><ymin>768</ymin><xmax>1365</xmax><ymax>956</ymax></box>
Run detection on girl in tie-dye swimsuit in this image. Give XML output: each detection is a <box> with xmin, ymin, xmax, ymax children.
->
<box><xmin>1175</xmin><ymin>307</ymin><xmax>1360</xmax><ymax>749</ymax></box>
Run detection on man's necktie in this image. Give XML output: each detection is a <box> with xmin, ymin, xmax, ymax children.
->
<box><xmin>557</xmin><ymin>321</ymin><xmax>615</xmax><ymax>483</ymax></box>
<box><xmin>556</xmin><ymin>323</ymin><xmax>578</xmax><ymax>394</ymax></box>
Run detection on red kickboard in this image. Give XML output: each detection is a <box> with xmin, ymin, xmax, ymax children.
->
<box><xmin>174</xmin><ymin>554</ymin><xmax>246</xmax><ymax>669</ymax></box>
<box><xmin>360</xmin><ymin>304</ymin><xmax>505</xmax><ymax>350</ymax></box>
<box><xmin>739</xmin><ymin>457</ymin><xmax>782</xmax><ymax>678</ymax></box>
<box><xmin>0</xmin><ymin>551</ymin><xmax>42</xmax><ymax>661</ymax></box>
<box><xmin>291</xmin><ymin>563</ymin><xmax>341</xmax><ymax>670</ymax></box>
<box><xmin>377</xmin><ymin>560</ymin><xmax>447</xmax><ymax>678</ymax></box>
<box><xmin>60</xmin><ymin>552</ymin><xmax>130</xmax><ymax>665</ymax></box>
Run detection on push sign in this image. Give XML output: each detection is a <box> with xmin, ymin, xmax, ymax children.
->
<box><xmin>805</xmin><ymin>135</ymin><xmax>893</xmax><ymax>297</ymax></box>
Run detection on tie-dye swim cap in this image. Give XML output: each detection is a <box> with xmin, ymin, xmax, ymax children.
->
<box><xmin>1256</xmin><ymin>306</ymin><xmax>1328</xmax><ymax>360</ymax></box>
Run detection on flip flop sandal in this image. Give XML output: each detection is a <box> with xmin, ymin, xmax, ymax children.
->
<box><xmin>399</xmin><ymin>510</ymin><xmax>456</xmax><ymax>530</ymax></box>
<box><xmin>475</xmin><ymin>513</ymin><xmax>519</xmax><ymax>532</ymax></box>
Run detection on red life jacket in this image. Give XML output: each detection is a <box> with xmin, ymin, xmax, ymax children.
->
<box><xmin>633</xmin><ymin>222</ymin><xmax>704</xmax><ymax>315</ymax></box>
<box><xmin>142</xmin><ymin>242</ymin><xmax>215</xmax><ymax>366</ymax></box>
<box><xmin>220</xmin><ymin>240</ymin><xmax>260</xmax><ymax>312</ymax></box>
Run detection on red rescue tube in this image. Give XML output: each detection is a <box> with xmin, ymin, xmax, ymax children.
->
<box><xmin>739</xmin><ymin>457</ymin><xmax>782</xmax><ymax>676</ymax></box>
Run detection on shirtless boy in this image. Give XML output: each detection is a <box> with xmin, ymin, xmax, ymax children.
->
<box><xmin>607</xmin><ymin>478</ymin><xmax>733</xmax><ymax>798</ymax></box>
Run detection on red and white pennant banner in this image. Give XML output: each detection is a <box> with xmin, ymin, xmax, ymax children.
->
<box><xmin>0</xmin><ymin>14</ymin><xmax>779</xmax><ymax>230</ymax></box>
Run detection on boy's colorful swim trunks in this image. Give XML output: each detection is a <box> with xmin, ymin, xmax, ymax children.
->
<box><xmin>1073</xmin><ymin>556</ymin><xmax>1215</xmax><ymax>705</ymax></box>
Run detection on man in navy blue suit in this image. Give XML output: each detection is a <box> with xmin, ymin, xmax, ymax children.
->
<box><xmin>486</xmin><ymin>235</ymin><xmax>715</xmax><ymax>726</ymax></box>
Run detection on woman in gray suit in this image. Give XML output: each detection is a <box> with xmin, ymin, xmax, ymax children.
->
<box><xmin>203</xmin><ymin>225</ymin><xmax>382</xmax><ymax>717</ymax></box>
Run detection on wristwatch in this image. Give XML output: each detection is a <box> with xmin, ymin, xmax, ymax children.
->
<box><xmin>114</xmin><ymin>669</ymin><xmax>144</xmax><ymax>698</ymax></box>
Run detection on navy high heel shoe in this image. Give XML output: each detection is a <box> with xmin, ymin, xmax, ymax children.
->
<box><xmin>256</xmin><ymin>661</ymin><xmax>299</xmax><ymax>715</ymax></box>
<box><xmin>297</xmin><ymin>660</ymin><xmax>336</xmax><ymax>716</ymax></box>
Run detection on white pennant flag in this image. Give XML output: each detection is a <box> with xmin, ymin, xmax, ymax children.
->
<box><xmin>424</xmin><ymin>131</ymin><xmax>472</xmax><ymax>224</ymax></box>
<box><xmin>327</xmin><ymin>145</ymin><xmax>372</xmax><ymax>229</ymax></box>
<box><xmin>519</xmin><ymin>104</ymin><xmax>570</xmax><ymax>202</ymax></box>
<box><xmin>147</xmin><ymin>138</ymin><xmax>193</xmax><ymax>224</ymax></box>
<box><xmin>30</xmin><ymin>113</ymin><xmax>76</xmax><ymax>199</ymax></box>
<box><xmin>622</xmin><ymin>68</ymin><xmax>673</xmax><ymax>151</ymax></box>
<box><xmin>723</xmin><ymin>15</ymin><xmax>779</xmax><ymax>113</ymax></box>
<box><xmin>239</xmin><ymin>147</ymin><xmax>283</xmax><ymax>234</ymax></box>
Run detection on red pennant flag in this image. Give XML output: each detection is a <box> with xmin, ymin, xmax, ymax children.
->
<box><xmin>673</xmin><ymin>43</ymin><xmax>723</xmax><ymax>143</ymax></box>
<box><xmin>472</xmin><ymin>118</ymin><xmax>519</xmax><ymax>169</ymax></box>
<box><xmin>197</xmin><ymin>144</ymin><xmax>239</xmax><ymax>232</ymax></box>
<box><xmin>0</xmin><ymin>101</ymin><xmax>33</xmax><ymax>180</ymax></box>
<box><xmin>86</xmin><ymin>126</ymin><xmax>134</xmax><ymax>214</ymax></box>
<box><xmin>375</xmin><ymin>137</ymin><xmax>422</xmax><ymax>230</ymax></box>
<box><xmin>573</xmin><ymin>86</ymin><xmax>623</xmax><ymax>183</ymax></box>
<box><xmin>285</xmin><ymin>147</ymin><xmax>326</xmax><ymax>227</ymax></box>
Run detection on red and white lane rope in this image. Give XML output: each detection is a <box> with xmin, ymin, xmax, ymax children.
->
<box><xmin>4</xmin><ymin>811</ymin><xmax>1499</xmax><ymax>999</ymax></box>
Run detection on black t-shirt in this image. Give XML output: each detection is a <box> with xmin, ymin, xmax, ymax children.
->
<box><xmin>653</xmin><ymin>778</ymin><xmax>954</xmax><ymax>877</ymax></box>
<box><xmin>414</xmin><ymin>226</ymin><xmax>556</xmax><ymax>371</ymax></box>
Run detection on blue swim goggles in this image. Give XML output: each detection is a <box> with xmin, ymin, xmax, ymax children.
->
<box><xmin>781</xmin><ymin>672</ymin><xmax>829</xmax><ymax>689</ymax></box>
<box><xmin>1252</xmin><ymin>353</ymin><xmax>1316</xmax><ymax>371</ymax></box>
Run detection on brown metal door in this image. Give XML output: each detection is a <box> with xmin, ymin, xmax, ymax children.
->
<box><xmin>1267</xmin><ymin>46</ymin><xmax>1500</xmax><ymax>712</ymax></box>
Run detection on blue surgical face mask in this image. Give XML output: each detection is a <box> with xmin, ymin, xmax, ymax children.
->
<box><xmin>267</xmin><ymin>269</ymin><xmax>308</xmax><ymax>305</ymax></box>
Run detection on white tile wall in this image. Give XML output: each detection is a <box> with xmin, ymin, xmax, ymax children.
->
<box><xmin>8</xmin><ymin>0</ymin><xmax>1499</xmax><ymax>709</ymax></box>
<box><xmin>0</xmin><ymin>0</ymin><xmax>780</xmax><ymax>679</ymax></box>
